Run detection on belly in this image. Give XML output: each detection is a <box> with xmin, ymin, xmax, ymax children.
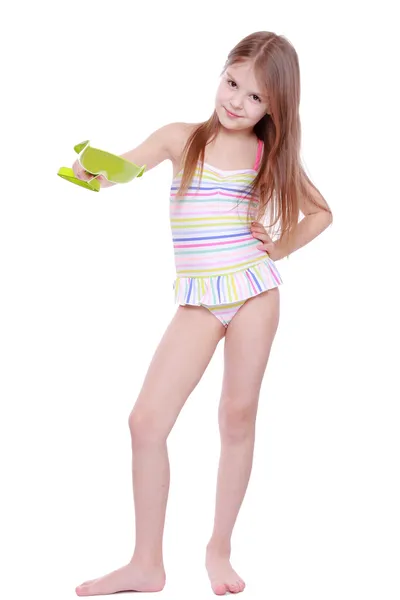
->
<box><xmin>170</xmin><ymin>197</ymin><xmax>265</xmax><ymax>277</ymax></box>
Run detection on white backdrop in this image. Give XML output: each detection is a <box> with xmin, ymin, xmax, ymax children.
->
<box><xmin>1</xmin><ymin>1</ymin><xmax>399</xmax><ymax>599</ymax></box>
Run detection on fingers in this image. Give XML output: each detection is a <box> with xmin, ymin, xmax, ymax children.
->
<box><xmin>250</xmin><ymin>222</ymin><xmax>274</xmax><ymax>254</ymax></box>
<box><xmin>251</xmin><ymin>221</ymin><xmax>268</xmax><ymax>233</ymax></box>
<box><xmin>253</xmin><ymin>231</ymin><xmax>269</xmax><ymax>242</ymax></box>
<box><xmin>72</xmin><ymin>160</ymin><xmax>93</xmax><ymax>181</ymax></box>
<box><xmin>251</xmin><ymin>222</ymin><xmax>272</xmax><ymax>244</ymax></box>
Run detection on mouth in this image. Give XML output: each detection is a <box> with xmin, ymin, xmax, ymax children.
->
<box><xmin>224</xmin><ymin>107</ymin><xmax>242</xmax><ymax>119</ymax></box>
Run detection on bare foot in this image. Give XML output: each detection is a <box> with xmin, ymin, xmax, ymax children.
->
<box><xmin>75</xmin><ymin>559</ymin><xmax>166</xmax><ymax>596</ymax></box>
<box><xmin>206</xmin><ymin>547</ymin><xmax>246</xmax><ymax>595</ymax></box>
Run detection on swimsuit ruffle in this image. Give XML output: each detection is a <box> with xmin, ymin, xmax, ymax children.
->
<box><xmin>173</xmin><ymin>256</ymin><xmax>283</xmax><ymax>306</ymax></box>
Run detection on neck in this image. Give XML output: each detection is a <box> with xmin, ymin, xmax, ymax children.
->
<box><xmin>218</xmin><ymin>124</ymin><xmax>256</xmax><ymax>142</ymax></box>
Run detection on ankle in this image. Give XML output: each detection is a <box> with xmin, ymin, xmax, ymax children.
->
<box><xmin>130</xmin><ymin>552</ymin><xmax>165</xmax><ymax>570</ymax></box>
<box><xmin>206</xmin><ymin>538</ymin><xmax>231</xmax><ymax>557</ymax></box>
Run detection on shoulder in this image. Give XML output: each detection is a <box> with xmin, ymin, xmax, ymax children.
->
<box><xmin>160</xmin><ymin>122</ymin><xmax>200</xmax><ymax>160</ymax></box>
<box><xmin>119</xmin><ymin>122</ymin><xmax>200</xmax><ymax>173</ymax></box>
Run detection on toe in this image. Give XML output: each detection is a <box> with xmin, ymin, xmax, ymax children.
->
<box><xmin>228</xmin><ymin>581</ymin><xmax>240</xmax><ymax>593</ymax></box>
<box><xmin>212</xmin><ymin>582</ymin><xmax>228</xmax><ymax>595</ymax></box>
<box><xmin>238</xmin><ymin>579</ymin><xmax>246</xmax><ymax>592</ymax></box>
<box><xmin>75</xmin><ymin>581</ymin><xmax>98</xmax><ymax>596</ymax></box>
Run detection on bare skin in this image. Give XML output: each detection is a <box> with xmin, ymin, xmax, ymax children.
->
<box><xmin>75</xmin><ymin>305</ymin><xmax>225</xmax><ymax>596</ymax></box>
<box><xmin>75</xmin><ymin>288</ymin><xmax>279</xmax><ymax>597</ymax></box>
<box><xmin>205</xmin><ymin>288</ymin><xmax>280</xmax><ymax>595</ymax></box>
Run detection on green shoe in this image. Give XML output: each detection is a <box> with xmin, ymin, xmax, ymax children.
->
<box><xmin>57</xmin><ymin>140</ymin><xmax>146</xmax><ymax>192</ymax></box>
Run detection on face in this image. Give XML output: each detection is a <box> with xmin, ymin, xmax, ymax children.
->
<box><xmin>215</xmin><ymin>60</ymin><xmax>270</xmax><ymax>131</ymax></box>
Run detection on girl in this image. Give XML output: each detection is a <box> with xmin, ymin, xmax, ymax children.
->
<box><xmin>73</xmin><ymin>31</ymin><xmax>332</xmax><ymax>596</ymax></box>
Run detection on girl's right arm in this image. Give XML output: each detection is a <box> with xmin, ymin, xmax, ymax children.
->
<box><xmin>72</xmin><ymin>122</ymin><xmax>191</xmax><ymax>188</ymax></box>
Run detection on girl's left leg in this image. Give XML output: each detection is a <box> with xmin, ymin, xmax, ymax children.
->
<box><xmin>205</xmin><ymin>287</ymin><xmax>280</xmax><ymax>595</ymax></box>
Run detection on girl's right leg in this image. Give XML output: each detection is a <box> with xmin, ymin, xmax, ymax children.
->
<box><xmin>76</xmin><ymin>305</ymin><xmax>225</xmax><ymax>597</ymax></box>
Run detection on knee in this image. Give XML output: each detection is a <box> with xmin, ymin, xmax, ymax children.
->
<box><xmin>219</xmin><ymin>399</ymin><xmax>257</xmax><ymax>442</ymax></box>
<box><xmin>128</xmin><ymin>407</ymin><xmax>165</xmax><ymax>446</ymax></box>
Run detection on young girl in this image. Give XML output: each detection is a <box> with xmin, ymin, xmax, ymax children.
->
<box><xmin>73</xmin><ymin>30</ymin><xmax>332</xmax><ymax>596</ymax></box>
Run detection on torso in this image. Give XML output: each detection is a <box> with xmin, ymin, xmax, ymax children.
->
<box><xmin>167</xmin><ymin>123</ymin><xmax>283</xmax><ymax>304</ymax></box>
<box><xmin>169</xmin><ymin>138</ymin><xmax>266</xmax><ymax>279</ymax></box>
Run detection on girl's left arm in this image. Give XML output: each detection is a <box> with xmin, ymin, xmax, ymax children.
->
<box><xmin>251</xmin><ymin>183</ymin><xmax>333</xmax><ymax>261</ymax></box>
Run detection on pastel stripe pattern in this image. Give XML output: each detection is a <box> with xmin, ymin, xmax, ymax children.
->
<box><xmin>169</xmin><ymin>140</ymin><xmax>283</xmax><ymax>314</ymax></box>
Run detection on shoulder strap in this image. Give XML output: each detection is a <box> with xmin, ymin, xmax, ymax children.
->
<box><xmin>253</xmin><ymin>138</ymin><xmax>264</xmax><ymax>170</ymax></box>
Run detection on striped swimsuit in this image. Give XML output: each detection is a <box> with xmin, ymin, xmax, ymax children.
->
<box><xmin>169</xmin><ymin>138</ymin><xmax>283</xmax><ymax>327</ymax></box>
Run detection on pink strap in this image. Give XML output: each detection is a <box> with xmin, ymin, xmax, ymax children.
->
<box><xmin>253</xmin><ymin>138</ymin><xmax>264</xmax><ymax>170</ymax></box>
<box><xmin>253</xmin><ymin>139</ymin><xmax>264</xmax><ymax>171</ymax></box>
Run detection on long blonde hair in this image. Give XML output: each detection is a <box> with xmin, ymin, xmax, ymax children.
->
<box><xmin>176</xmin><ymin>31</ymin><xmax>331</xmax><ymax>242</ymax></box>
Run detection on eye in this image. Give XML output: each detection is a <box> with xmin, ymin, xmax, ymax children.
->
<box><xmin>251</xmin><ymin>94</ymin><xmax>261</xmax><ymax>102</ymax></box>
<box><xmin>227</xmin><ymin>79</ymin><xmax>237</xmax><ymax>88</ymax></box>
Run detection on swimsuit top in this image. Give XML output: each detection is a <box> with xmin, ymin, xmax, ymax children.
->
<box><xmin>169</xmin><ymin>138</ymin><xmax>282</xmax><ymax>305</ymax></box>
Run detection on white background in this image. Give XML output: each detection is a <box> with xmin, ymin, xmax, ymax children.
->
<box><xmin>1</xmin><ymin>1</ymin><xmax>399</xmax><ymax>599</ymax></box>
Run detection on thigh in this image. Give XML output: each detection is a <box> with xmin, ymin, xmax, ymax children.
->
<box><xmin>132</xmin><ymin>305</ymin><xmax>225</xmax><ymax>436</ymax></box>
<box><xmin>221</xmin><ymin>288</ymin><xmax>280</xmax><ymax>408</ymax></box>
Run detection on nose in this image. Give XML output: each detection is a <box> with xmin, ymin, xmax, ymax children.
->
<box><xmin>229</xmin><ymin>94</ymin><xmax>245</xmax><ymax>112</ymax></box>
<box><xmin>230</xmin><ymin>97</ymin><xmax>243</xmax><ymax>110</ymax></box>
